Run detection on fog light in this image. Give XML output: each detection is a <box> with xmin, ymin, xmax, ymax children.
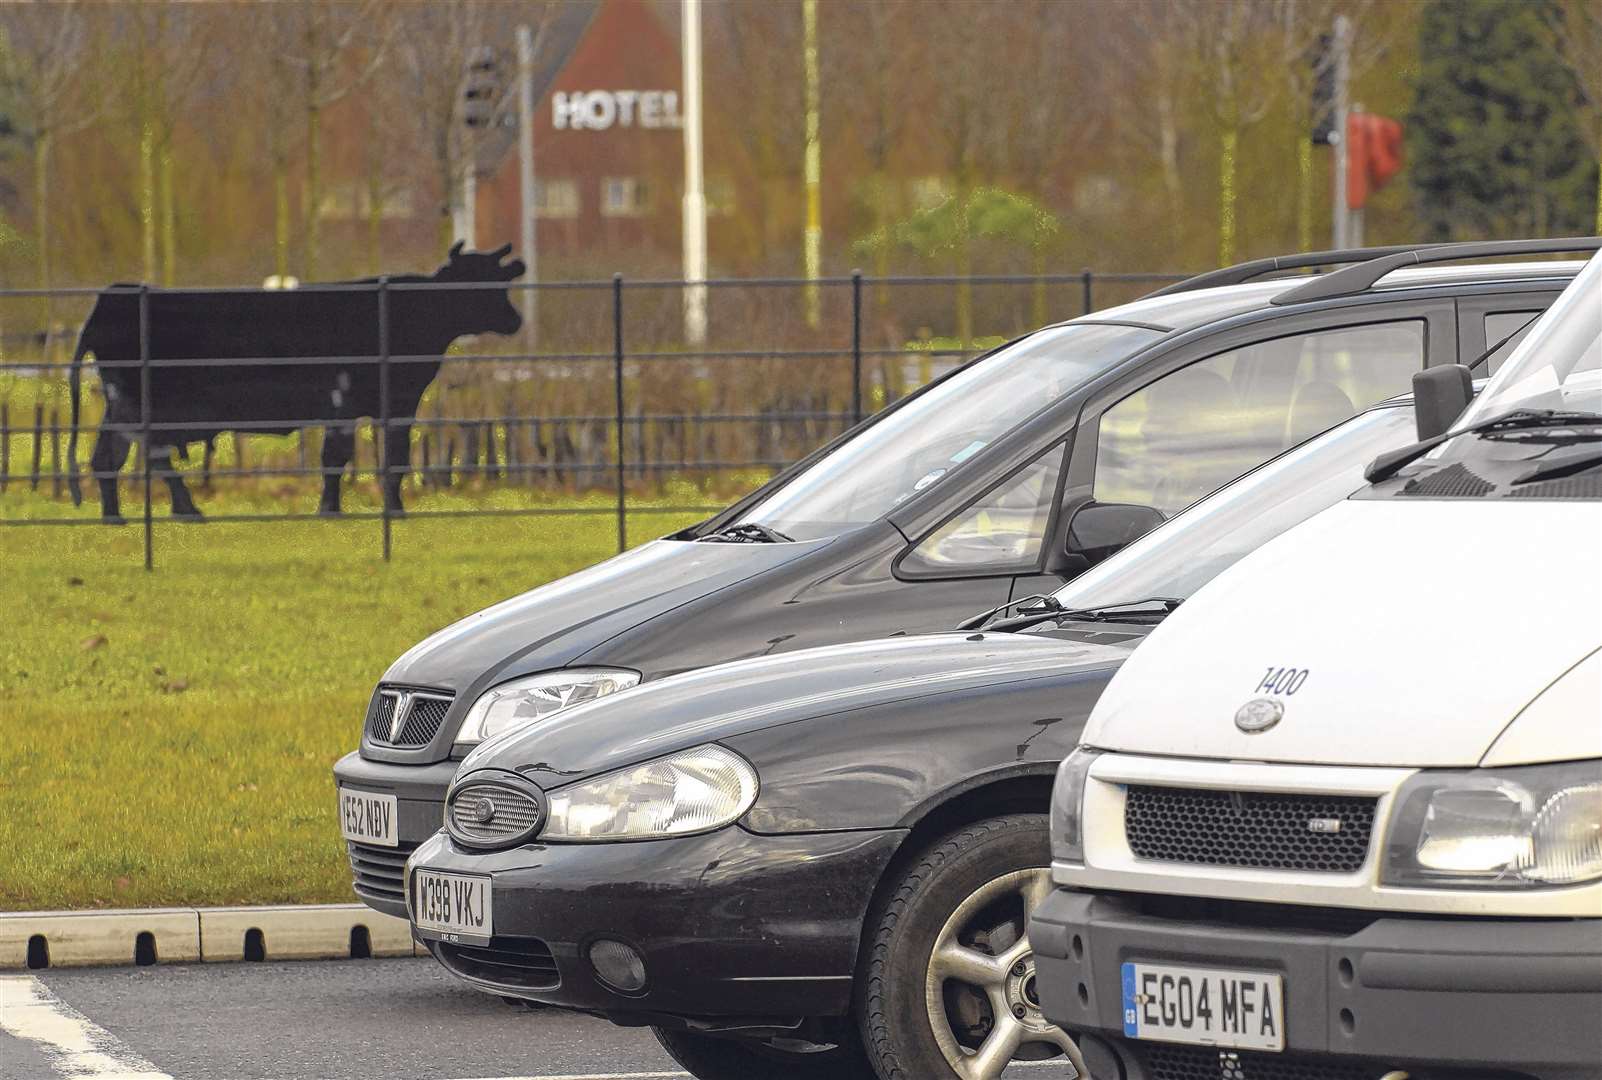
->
<box><xmin>589</xmin><ymin>938</ymin><xmax>646</xmax><ymax>992</ymax></box>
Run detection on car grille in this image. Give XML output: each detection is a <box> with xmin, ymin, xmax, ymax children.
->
<box><xmin>435</xmin><ymin>937</ymin><xmax>560</xmax><ymax>990</ymax></box>
<box><xmin>1142</xmin><ymin>1046</ymin><xmax>1374</xmax><ymax>1080</ymax></box>
<box><xmin>1125</xmin><ymin>786</ymin><xmax>1376</xmax><ymax>873</ymax></box>
<box><xmin>364</xmin><ymin>687</ymin><xmax>454</xmax><ymax>749</ymax></box>
<box><xmin>1140</xmin><ymin>1046</ymin><xmax>1535</xmax><ymax>1080</ymax></box>
<box><xmin>348</xmin><ymin>840</ymin><xmax>417</xmax><ymax>903</ymax></box>
<box><xmin>447</xmin><ymin>780</ymin><xmax>543</xmax><ymax>848</ymax></box>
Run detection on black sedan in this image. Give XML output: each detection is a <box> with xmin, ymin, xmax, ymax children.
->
<box><xmin>339</xmin><ymin>241</ymin><xmax>1581</xmax><ymax>919</ymax></box>
<box><xmin>406</xmin><ymin>396</ymin><xmax>1429</xmax><ymax>1080</ymax></box>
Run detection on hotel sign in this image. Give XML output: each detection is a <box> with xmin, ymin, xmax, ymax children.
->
<box><xmin>553</xmin><ymin>90</ymin><xmax>684</xmax><ymax>131</ymax></box>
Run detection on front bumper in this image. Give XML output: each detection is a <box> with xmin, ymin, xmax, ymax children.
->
<box><xmin>1030</xmin><ymin>888</ymin><xmax>1602</xmax><ymax>1078</ymax></box>
<box><xmin>333</xmin><ymin>751</ymin><xmax>459</xmax><ymax>917</ymax></box>
<box><xmin>407</xmin><ymin>824</ymin><xmax>904</xmax><ymax>1025</ymax></box>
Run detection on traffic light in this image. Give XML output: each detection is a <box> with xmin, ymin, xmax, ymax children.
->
<box><xmin>462</xmin><ymin>46</ymin><xmax>501</xmax><ymax>130</ymax></box>
<box><xmin>1309</xmin><ymin>33</ymin><xmax>1337</xmax><ymax>146</ymax></box>
<box><xmin>1346</xmin><ymin>112</ymin><xmax>1405</xmax><ymax>210</ymax></box>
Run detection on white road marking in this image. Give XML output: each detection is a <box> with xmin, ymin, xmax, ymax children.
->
<box><xmin>0</xmin><ymin>976</ymin><xmax>172</xmax><ymax>1080</ymax></box>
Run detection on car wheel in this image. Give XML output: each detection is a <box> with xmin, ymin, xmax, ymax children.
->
<box><xmin>651</xmin><ymin>1026</ymin><xmax>877</xmax><ymax>1080</ymax></box>
<box><xmin>858</xmin><ymin>815</ymin><xmax>1087</xmax><ymax>1080</ymax></box>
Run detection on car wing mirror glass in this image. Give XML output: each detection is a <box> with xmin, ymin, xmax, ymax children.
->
<box><xmin>1066</xmin><ymin>502</ymin><xmax>1164</xmax><ymax>566</ymax></box>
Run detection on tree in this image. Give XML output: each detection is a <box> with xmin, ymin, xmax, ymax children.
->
<box><xmin>1546</xmin><ymin>0</ymin><xmax>1602</xmax><ymax>231</ymax></box>
<box><xmin>284</xmin><ymin>0</ymin><xmax>392</xmax><ymax>281</ymax></box>
<box><xmin>0</xmin><ymin>1</ymin><xmax>98</xmax><ymax>327</ymax></box>
<box><xmin>1408</xmin><ymin>0</ymin><xmax>1595</xmax><ymax>240</ymax></box>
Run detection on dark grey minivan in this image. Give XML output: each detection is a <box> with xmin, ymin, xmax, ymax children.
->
<box><xmin>334</xmin><ymin>240</ymin><xmax>1588</xmax><ymax>918</ymax></box>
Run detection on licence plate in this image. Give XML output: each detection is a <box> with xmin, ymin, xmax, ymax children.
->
<box><xmin>412</xmin><ymin>870</ymin><xmax>493</xmax><ymax>943</ymax></box>
<box><xmin>338</xmin><ymin>788</ymin><xmax>398</xmax><ymax>847</ymax></box>
<box><xmin>1121</xmin><ymin>961</ymin><xmax>1285</xmax><ymax>1052</ymax></box>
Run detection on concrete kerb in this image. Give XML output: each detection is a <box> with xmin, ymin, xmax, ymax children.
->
<box><xmin>0</xmin><ymin>904</ymin><xmax>421</xmax><ymax>970</ymax></box>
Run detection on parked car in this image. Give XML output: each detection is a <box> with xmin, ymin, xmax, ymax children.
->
<box><xmin>336</xmin><ymin>239</ymin><xmax>1589</xmax><ymax>920</ymax></box>
<box><xmin>1030</xmin><ymin>252</ymin><xmax>1602</xmax><ymax>1078</ymax></box>
<box><xmin>401</xmin><ymin>384</ymin><xmax>1469</xmax><ymax>1080</ymax></box>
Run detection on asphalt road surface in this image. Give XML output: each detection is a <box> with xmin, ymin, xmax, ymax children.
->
<box><xmin>0</xmin><ymin>957</ymin><xmax>1072</xmax><ymax>1080</ymax></box>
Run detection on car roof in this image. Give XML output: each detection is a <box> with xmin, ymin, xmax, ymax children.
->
<box><xmin>1070</xmin><ymin>260</ymin><xmax>1584</xmax><ymax>335</ymax></box>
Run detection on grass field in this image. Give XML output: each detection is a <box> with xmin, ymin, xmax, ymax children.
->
<box><xmin>0</xmin><ymin>486</ymin><xmax>709</xmax><ymax>911</ymax></box>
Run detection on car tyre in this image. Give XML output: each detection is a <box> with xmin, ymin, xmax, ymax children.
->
<box><xmin>857</xmin><ymin>815</ymin><xmax>1086</xmax><ymax>1080</ymax></box>
<box><xmin>651</xmin><ymin>1026</ymin><xmax>877</xmax><ymax>1080</ymax></box>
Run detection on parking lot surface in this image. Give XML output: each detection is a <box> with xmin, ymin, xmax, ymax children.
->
<box><xmin>0</xmin><ymin>958</ymin><xmax>1070</xmax><ymax>1080</ymax></box>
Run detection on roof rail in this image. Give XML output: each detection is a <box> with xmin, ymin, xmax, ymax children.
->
<box><xmin>1269</xmin><ymin>236</ymin><xmax>1601</xmax><ymax>306</ymax></box>
<box><xmin>1143</xmin><ymin>244</ymin><xmax>1438</xmax><ymax>298</ymax></box>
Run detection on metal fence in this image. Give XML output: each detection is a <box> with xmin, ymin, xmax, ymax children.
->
<box><xmin>0</xmin><ymin>270</ymin><xmax>1185</xmax><ymax>568</ymax></box>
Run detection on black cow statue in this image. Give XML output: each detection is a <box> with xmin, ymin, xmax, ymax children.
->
<box><xmin>67</xmin><ymin>243</ymin><xmax>524</xmax><ymax>522</ymax></box>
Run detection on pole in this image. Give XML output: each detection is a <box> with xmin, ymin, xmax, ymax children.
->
<box><xmin>850</xmin><ymin>270</ymin><xmax>863</xmax><ymax>423</ymax></box>
<box><xmin>517</xmin><ymin>25</ymin><xmax>538</xmax><ymax>348</ymax></box>
<box><xmin>139</xmin><ymin>286</ymin><xmax>152</xmax><ymax>572</ymax></box>
<box><xmin>802</xmin><ymin>0</ymin><xmax>822</xmax><ymax>328</ymax></box>
<box><xmin>612</xmin><ymin>274</ymin><xmax>628</xmax><ymax>553</ymax></box>
<box><xmin>681</xmin><ymin>0</ymin><xmax>708</xmax><ymax>345</ymax></box>
<box><xmin>1331</xmin><ymin>14</ymin><xmax>1352</xmax><ymax>249</ymax></box>
<box><xmin>378</xmin><ymin>278</ymin><xmax>392</xmax><ymax>562</ymax></box>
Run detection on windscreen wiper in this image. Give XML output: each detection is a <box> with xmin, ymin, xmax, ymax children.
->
<box><xmin>984</xmin><ymin>596</ymin><xmax>1184</xmax><ymax>634</ymax></box>
<box><xmin>1512</xmin><ymin>446</ymin><xmax>1602</xmax><ymax>486</ymax></box>
<box><xmin>955</xmin><ymin>593</ymin><xmax>1061</xmax><ymax>632</ymax></box>
<box><xmin>697</xmin><ymin>522</ymin><xmax>795</xmax><ymax>543</ymax></box>
<box><xmin>1366</xmin><ymin>409</ymin><xmax>1602</xmax><ymax>484</ymax></box>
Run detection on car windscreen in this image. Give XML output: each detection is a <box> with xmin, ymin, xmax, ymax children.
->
<box><xmin>1051</xmin><ymin>404</ymin><xmax>1417</xmax><ymax>610</ymax></box>
<box><xmin>1455</xmin><ymin>250</ymin><xmax>1602</xmax><ymax>425</ymax></box>
<box><xmin>730</xmin><ymin>323</ymin><xmax>1163</xmax><ymax>540</ymax></box>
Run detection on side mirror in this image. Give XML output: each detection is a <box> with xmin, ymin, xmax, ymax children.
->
<box><xmin>1065</xmin><ymin>502</ymin><xmax>1164</xmax><ymax>566</ymax></box>
<box><xmin>1411</xmin><ymin>364</ymin><xmax>1473</xmax><ymax>440</ymax></box>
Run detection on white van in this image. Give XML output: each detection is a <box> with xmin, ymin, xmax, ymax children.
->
<box><xmin>1031</xmin><ymin>251</ymin><xmax>1602</xmax><ymax>1079</ymax></box>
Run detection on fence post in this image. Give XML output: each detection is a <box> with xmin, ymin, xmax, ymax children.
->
<box><xmin>612</xmin><ymin>273</ymin><xmax>627</xmax><ymax>554</ymax></box>
<box><xmin>378</xmin><ymin>277</ymin><xmax>392</xmax><ymax>562</ymax></box>
<box><xmin>851</xmin><ymin>269</ymin><xmax>863</xmax><ymax>424</ymax></box>
<box><xmin>50</xmin><ymin>407</ymin><xmax>61</xmax><ymax>498</ymax></box>
<box><xmin>29</xmin><ymin>404</ymin><xmax>42</xmax><ymax>490</ymax></box>
<box><xmin>1</xmin><ymin>401</ymin><xmax>9</xmax><ymax>493</ymax></box>
<box><xmin>140</xmin><ymin>285</ymin><xmax>153</xmax><ymax>571</ymax></box>
<box><xmin>1081</xmin><ymin>268</ymin><xmax>1094</xmax><ymax>316</ymax></box>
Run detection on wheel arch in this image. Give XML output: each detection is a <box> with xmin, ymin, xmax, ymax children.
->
<box><xmin>850</xmin><ymin>766</ymin><xmax>1056</xmax><ymax>982</ymax></box>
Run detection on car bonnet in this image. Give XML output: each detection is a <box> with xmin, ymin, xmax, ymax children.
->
<box><xmin>459</xmin><ymin>632</ymin><xmax>1135</xmax><ymax>787</ymax></box>
<box><xmin>1083</xmin><ymin>498</ymin><xmax>1602</xmax><ymax>768</ymax></box>
<box><xmin>381</xmin><ymin>537</ymin><xmax>829</xmax><ymax>691</ymax></box>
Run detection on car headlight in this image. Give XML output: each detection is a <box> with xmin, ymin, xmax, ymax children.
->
<box><xmin>456</xmin><ymin>668</ymin><xmax>640</xmax><ymax>745</ymax></box>
<box><xmin>543</xmin><ymin>744</ymin><xmax>759</xmax><ymax>842</ymax></box>
<box><xmin>1382</xmin><ymin>760</ymin><xmax>1602</xmax><ymax>888</ymax></box>
<box><xmin>1050</xmin><ymin>747</ymin><xmax>1100</xmax><ymax>865</ymax></box>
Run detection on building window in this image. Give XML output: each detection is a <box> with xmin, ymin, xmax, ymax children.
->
<box><xmin>601</xmin><ymin>177</ymin><xmax>650</xmax><ymax>218</ymax></box>
<box><xmin>909</xmin><ymin>176</ymin><xmax>951</xmax><ymax>211</ymax></box>
<box><xmin>706</xmin><ymin>175</ymin><xmax>736</xmax><ymax>217</ymax></box>
<box><xmin>535</xmin><ymin>178</ymin><xmax>580</xmax><ymax>219</ymax></box>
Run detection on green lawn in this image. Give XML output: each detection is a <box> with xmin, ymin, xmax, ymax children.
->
<box><xmin>0</xmin><ymin>488</ymin><xmax>707</xmax><ymax>911</ymax></box>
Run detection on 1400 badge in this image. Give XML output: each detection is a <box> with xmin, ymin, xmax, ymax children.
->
<box><xmin>1121</xmin><ymin>961</ymin><xmax>1285</xmax><ymax>1052</ymax></box>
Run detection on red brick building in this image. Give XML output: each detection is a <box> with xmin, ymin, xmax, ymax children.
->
<box><xmin>476</xmin><ymin>0</ymin><xmax>689</xmax><ymax>276</ymax></box>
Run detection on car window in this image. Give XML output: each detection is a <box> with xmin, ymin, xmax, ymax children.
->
<box><xmin>1483</xmin><ymin>311</ymin><xmax>1542</xmax><ymax>375</ymax></box>
<box><xmin>900</xmin><ymin>446</ymin><xmax>1064</xmax><ymax>575</ymax></box>
<box><xmin>731</xmin><ymin>323</ymin><xmax>1161</xmax><ymax>541</ymax></box>
<box><xmin>1093</xmin><ymin>321</ymin><xmax>1424</xmax><ymax>516</ymax></box>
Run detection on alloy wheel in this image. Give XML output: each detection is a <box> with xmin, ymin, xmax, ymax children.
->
<box><xmin>922</xmin><ymin>867</ymin><xmax>1086</xmax><ymax>1080</ymax></box>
